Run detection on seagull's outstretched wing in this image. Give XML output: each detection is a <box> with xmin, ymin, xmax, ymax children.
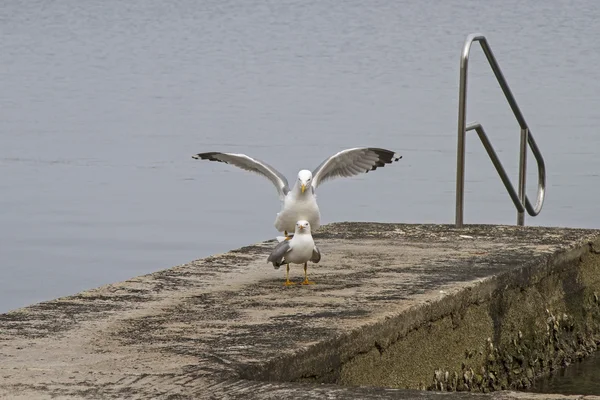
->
<box><xmin>193</xmin><ymin>152</ymin><xmax>289</xmax><ymax>198</ymax></box>
<box><xmin>311</xmin><ymin>147</ymin><xmax>402</xmax><ymax>188</ymax></box>
<box><xmin>267</xmin><ymin>240</ymin><xmax>292</xmax><ymax>269</ymax></box>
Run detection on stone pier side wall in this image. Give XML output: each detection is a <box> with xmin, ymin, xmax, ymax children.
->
<box><xmin>316</xmin><ymin>242</ymin><xmax>600</xmax><ymax>391</ymax></box>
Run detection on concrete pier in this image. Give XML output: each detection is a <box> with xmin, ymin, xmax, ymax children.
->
<box><xmin>1</xmin><ymin>223</ymin><xmax>600</xmax><ymax>399</ymax></box>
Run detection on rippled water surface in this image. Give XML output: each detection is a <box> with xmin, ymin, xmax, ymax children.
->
<box><xmin>1</xmin><ymin>0</ymin><xmax>599</xmax><ymax>318</ymax></box>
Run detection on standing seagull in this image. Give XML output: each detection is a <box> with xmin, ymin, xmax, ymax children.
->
<box><xmin>268</xmin><ymin>220</ymin><xmax>321</xmax><ymax>286</ymax></box>
<box><xmin>192</xmin><ymin>147</ymin><xmax>402</xmax><ymax>237</ymax></box>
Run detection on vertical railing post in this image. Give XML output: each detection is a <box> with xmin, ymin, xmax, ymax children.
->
<box><xmin>455</xmin><ymin>74</ymin><xmax>467</xmax><ymax>228</ymax></box>
<box><xmin>517</xmin><ymin>127</ymin><xmax>529</xmax><ymax>226</ymax></box>
<box><xmin>456</xmin><ymin>36</ymin><xmax>477</xmax><ymax>228</ymax></box>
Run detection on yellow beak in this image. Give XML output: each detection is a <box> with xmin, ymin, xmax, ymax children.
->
<box><xmin>301</xmin><ymin>184</ymin><xmax>306</xmax><ymax>193</ymax></box>
<box><xmin>299</xmin><ymin>225</ymin><xmax>304</xmax><ymax>230</ymax></box>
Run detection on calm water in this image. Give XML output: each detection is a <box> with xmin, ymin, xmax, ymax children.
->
<box><xmin>529</xmin><ymin>352</ymin><xmax>600</xmax><ymax>395</ymax></box>
<box><xmin>1</xmin><ymin>0</ymin><xmax>599</xmax><ymax>320</ymax></box>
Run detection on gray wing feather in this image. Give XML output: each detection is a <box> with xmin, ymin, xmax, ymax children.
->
<box><xmin>192</xmin><ymin>152</ymin><xmax>290</xmax><ymax>198</ymax></box>
<box><xmin>267</xmin><ymin>240</ymin><xmax>292</xmax><ymax>268</ymax></box>
<box><xmin>311</xmin><ymin>147</ymin><xmax>402</xmax><ymax>188</ymax></box>
<box><xmin>311</xmin><ymin>245</ymin><xmax>321</xmax><ymax>263</ymax></box>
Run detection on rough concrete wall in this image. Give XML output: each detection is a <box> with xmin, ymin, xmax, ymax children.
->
<box><xmin>336</xmin><ymin>243</ymin><xmax>600</xmax><ymax>392</ymax></box>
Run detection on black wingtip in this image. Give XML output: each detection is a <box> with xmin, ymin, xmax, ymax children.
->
<box><xmin>192</xmin><ymin>152</ymin><xmax>223</xmax><ymax>162</ymax></box>
<box><xmin>364</xmin><ymin>148</ymin><xmax>402</xmax><ymax>172</ymax></box>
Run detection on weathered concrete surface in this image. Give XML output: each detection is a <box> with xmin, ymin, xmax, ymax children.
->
<box><xmin>1</xmin><ymin>223</ymin><xmax>600</xmax><ymax>399</ymax></box>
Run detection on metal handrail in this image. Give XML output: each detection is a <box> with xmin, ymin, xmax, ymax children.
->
<box><xmin>455</xmin><ymin>33</ymin><xmax>546</xmax><ymax>227</ymax></box>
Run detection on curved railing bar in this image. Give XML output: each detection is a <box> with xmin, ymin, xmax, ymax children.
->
<box><xmin>466</xmin><ymin>122</ymin><xmax>545</xmax><ymax>216</ymax></box>
<box><xmin>455</xmin><ymin>33</ymin><xmax>546</xmax><ymax>227</ymax></box>
<box><xmin>526</xmin><ymin>132</ymin><xmax>546</xmax><ymax>215</ymax></box>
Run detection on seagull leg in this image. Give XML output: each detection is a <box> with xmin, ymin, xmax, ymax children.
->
<box><xmin>301</xmin><ymin>262</ymin><xmax>315</xmax><ymax>285</ymax></box>
<box><xmin>283</xmin><ymin>263</ymin><xmax>295</xmax><ymax>286</ymax></box>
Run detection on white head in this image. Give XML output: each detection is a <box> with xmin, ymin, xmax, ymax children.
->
<box><xmin>294</xmin><ymin>220</ymin><xmax>311</xmax><ymax>234</ymax></box>
<box><xmin>297</xmin><ymin>170</ymin><xmax>313</xmax><ymax>194</ymax></box>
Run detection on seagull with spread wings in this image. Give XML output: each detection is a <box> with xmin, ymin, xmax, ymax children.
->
<box><xmin>192</xmin><ymin>147</ymin><xmax>402</xmax><ymax>237</ymax></box>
